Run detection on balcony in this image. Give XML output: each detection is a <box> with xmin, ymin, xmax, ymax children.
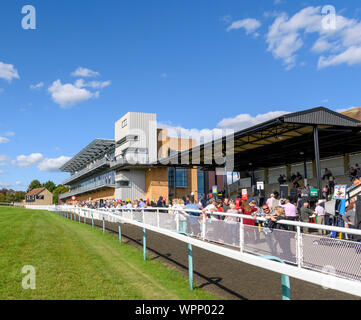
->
<box><xmin>59</xmin><ymin>180</ymin><xmax>116</xmax><ymax>200</ymax></box>
<box><xmin>62</xmin><ymin>158</ymin><xmax>113</xmax><ymax>185</ymax></box>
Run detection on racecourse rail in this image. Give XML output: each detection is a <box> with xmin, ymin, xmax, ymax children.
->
<box><xmin>25</xmin><ymin>204</ymin><xmax>361</xmax><ymax>298</ymax></box>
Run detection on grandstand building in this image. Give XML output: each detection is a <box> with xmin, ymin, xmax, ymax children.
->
<box><xmin>60</xmin><ymin>107</ymin><xmax>361</xmax><ymax>204</ymax></box>
<box><xmin>59</xmin><ymin>112</ymin><xmax>216</xmax><ymax>204</ymax></box>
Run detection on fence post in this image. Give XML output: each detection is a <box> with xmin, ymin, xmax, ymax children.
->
<box><xmin>202</xmin><ymin>213</ymin><xmax>206</xmax><ymax>240</ymax></box>
<box><xmin>143</xmin><ymin>227</ymin><xmax>146</xmax><ymax>261</ymax></box>
<box><xmin>103</xmin><ymin>215</ymin><xmax>105</xmax><ymax>234</ymax></box>
<box><xmin>240</xmin><ymin>217</ymin><xmax>244</xmax><ymax>253</ymax></box>
<box><xmin>188</xmin><ymin>243</ymin><xmax>193</xmax><ymax>291</ymax></box>
<box><xmin>157</xmin><ymin>209</ymin><xmax>160</xmax><ymax>228</ymax></box>
<box><xmin>78</xmin><ymin>210</ymin><xmax>81</xmax><ymax>223</ymax></box>
<box><xmin>84</xmin><ymin>212</ymin><xmax>86</xmax><ymax>224</ymax></box>
<box><xmin>176</xmin><ymin>211</ymin><xmax>180</xmax><ymax>232</ymax></box>
<box><xmin>296</xmin><ymin>226</ymin><xmax>302</xmax><ymax>268</ymax></box>
<box><xmin>261</xmin><ymin>255</ymin><xmax>291</xmax><ymax>300</ymax></box>
<box><xmin>92</xmin><ymin>213</ymin><xmax>94</xmax><ymax>228</ymax></box>
<box><xmin>118</xmin><ymin>221</ymin><xmax>122</xmax><ymax>244</ymax></box>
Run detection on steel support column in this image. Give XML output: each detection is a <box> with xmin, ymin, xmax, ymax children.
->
<box><xmin>313</xmin><ymin>126</ymin><xmax>322</xmax><ymax>198</ymax></box>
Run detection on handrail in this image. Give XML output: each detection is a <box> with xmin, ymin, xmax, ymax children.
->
<box><xmin>79</xmin><ymin>206</ymin><xmax>361</xmax><ymax>237</ymax></box>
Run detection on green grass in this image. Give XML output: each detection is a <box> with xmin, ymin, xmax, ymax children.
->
<box><xmin>0</xmin><ymin>207</ymin><xmax>218</xmax><ymax>300</ymax></box>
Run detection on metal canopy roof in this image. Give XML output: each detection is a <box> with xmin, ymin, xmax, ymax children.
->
<box><xmin>154</xmin><ymin>107</ymin><xmax>361</xmax><ymax>172</ymax></box>
<box><xmin>60</xmin><ymin>139</ymin><xmax>115</xmax><ymax>173</ymax></box>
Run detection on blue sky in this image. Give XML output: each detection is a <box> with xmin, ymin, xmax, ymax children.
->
<box><xmin>1</xmin><ymin>0</ymin><xmax>361</xmax><ymax>190</ymax></box>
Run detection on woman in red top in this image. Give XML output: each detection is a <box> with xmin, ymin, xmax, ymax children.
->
<box><xmin>239</xmin><ymin>199</ymin><xmax>257</xmax><ymax>226</ymax></box>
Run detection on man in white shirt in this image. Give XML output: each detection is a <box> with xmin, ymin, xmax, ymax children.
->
<box><xmin>314</xmin><ymin>200</ymin><xmax>326</xmax><ymax>235</ymax></box>
<box><xmin>203</xmin><ymin>199</ymin><xmax>217</xmax><ymax>219</ymax></box>
<box><xmin>266</xmin><ymin>194</ymin><xmax>275</xmax><ymax>209</ymax></box>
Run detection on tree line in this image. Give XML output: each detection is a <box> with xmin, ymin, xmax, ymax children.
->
<box><xmin>0</xmin><ymin>189</ymin><xmax>26</xmax><ymax>203</ymax></box>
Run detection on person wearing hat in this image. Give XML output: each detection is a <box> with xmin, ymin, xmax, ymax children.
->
<box><xmin>314</xmin><ymin>200</ymin><xmax>326</xmax><ymax>235</ymax></box>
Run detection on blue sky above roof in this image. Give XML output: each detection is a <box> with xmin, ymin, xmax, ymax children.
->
<box><xmin>1</xmin><ymin>0</ymin><xmax>361</xmax><ymax>190</ymax></box>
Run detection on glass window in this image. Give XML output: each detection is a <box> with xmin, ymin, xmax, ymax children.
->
<box><xmin>169</xmin><ymin>168</ymin><xmax>188</xmax><ymax>188</ymax></box>
<box><xmin>197</xmin><ymin>169</ymin><xmax>205</xmax><ymax>194</ymax></box>
<box><xmin>117</xmin><ymin>180</ymin><xmax>130</xmax><ymax>188</ymax></box>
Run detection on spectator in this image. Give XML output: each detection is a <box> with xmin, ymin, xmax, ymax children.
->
<box><xmin>281</xmin><ymin>197</ymin><xmax>298</xmax><ymax>230</ymax></box>
<box><xmin>226</xmin><ymin>203</ymin><xmax>239</xmax><ymax>245</ymax></box>
<box><xmin>239</xmin><ymin>199</ymin><xmax>257</xmax><ymax>226</ymax></box>
<box><xmin>278</xmin><ymin>175</ymin><xmax>286</xmax><ymax>185</ymax></box>
<box><xmin>203</xmin><ymin>199</ymin><xmax>217</xmax><ymax>218</ymax></box>
<box><xmin>343</xmin><ymin>198</ymin><xmax>357</xmax><ymax>240</ymax></box>
<box><xmin>300</xmin><ymin>202</ymin><xmax>313</xmax><ymax>233</ymax></box>
<box><xmin>315</xmin><ymin>200</ymin><xmax>326</xmax><ymax>235</ymax></box>
<box><xmin>266</xmin><ymin>193</ymin><xmax>275</xmax><ymax>210</ymax></box>
<box><xmin>157</xmin><ymin>196</ymin><xmax>166</xmax><ymax>208</ymax></box>
<box><xmin>223</xmin><ymin>198</ymin><xmax>230</xmax><ymax>213</ymax></box>
<box><xmin>322</xmin><ymin>168</ymin><xmax>333</xmax><ymax>180</ymax></box>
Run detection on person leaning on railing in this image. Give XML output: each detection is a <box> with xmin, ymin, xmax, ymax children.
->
<box><xmin>202</xmin><ymin>199</ymin><xmax>217</xmax><ymax>219</ymax></box>
<box><xmin>343</xmin><ymin>198</ymin><xmax>357</xmax><ymax>241</ymax></box>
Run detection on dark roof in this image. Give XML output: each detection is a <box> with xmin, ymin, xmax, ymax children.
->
<box><xmin>26</xmin><ymin>188</ymin><xmax>46</xmax><ymax>196</ymax></box>
<box><xmin>60</xmin><ymin>139</ymin><xmax>115</xmax><ymax>173</ymax></box>
<box><xmin>282</xmin><ymin>107</ymin><xmax>360</xmax><ymax>127</ymax></box>
<box><xmin>155</xmin><ymin>107</ymin><xmax>361</xmax><ymax>172</ymax></box>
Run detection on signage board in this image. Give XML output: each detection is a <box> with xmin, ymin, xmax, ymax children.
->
<box><xmin>310</xmin><ymin>189</ymin><xmax>318</xmax><ymax>197</ymax></box>
<box><xmin>257</xmin><ymin>181</ymin><xmax>264</xmax><ymax>190</ymax></box>
<box><xmin>333</xmin><ymin>185</ymin><xmax>347</xmax><ymax>200</ymax></box>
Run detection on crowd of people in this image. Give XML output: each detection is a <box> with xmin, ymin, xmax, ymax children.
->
<box><xmin>72</xmin><ymin>188</ymin><xmax>360</xmax><ymax>240</ymax></box>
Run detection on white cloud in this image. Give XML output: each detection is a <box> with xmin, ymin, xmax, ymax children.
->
<box><xmin>5</xmin><ymin>131</ymin><xmax>15</xmax><ymax>137</ymax></box>
<box><xmin>227</xmin><ymin>18</ymin><xmax>261</xmax><ymax>35</ymax></box>
<box><xmin>158</xmin><ymin>122</ymin><xmax>226</xmax><ymax>144</ymax></box>
<box><xmin>48</xmin><ymin>80</ymin><xmax>99</xmax><ymax>108</ymax></box>
<box><xmin>159</xmin><ymin>110</ymin><xmax>289</xmax><ymax>145</ymax></box>
<box><xmin>15</xmin><ymin>181</ymin><xmax>22</xmax><ymax>185</ymax></box>
<box><xmin>217</xmin><ymin>111</ymin><xmax>289</xmax><ymax>131</ymax></box>
<box><xmin>71</xmin><ymin>67</ymin><xmax>100</xmax><ymax>78</ymax></box>
<box><xmin>262</xmin><ymin>6</ymin><xmax>361</xmax><ymax>69</ymax></box>
<box><xmin>318</xmin><ymin>46</ymin><xmax>361</xmax><ymax>68</ymax></box>
<box><xmin>0</xmin><ymin>170</ymin><xmax>3</xmax><ymax>174</ymax></box>
<box><xmin>15</xmin><ymin>153</ymin><xmax>44</xmax><ymax>168</ymax></box>
<box><xmin>37</xmin><ymin>156</ymin><xmax>71</xmax><ymax>172</ymax></box>
<box><xmin>0</xmin><ymin>61</ymin><xmax>20</xmax><ymax>82</ymax></box>
<box><xmin>14</xmin><ymin>153</ymin><xmax>71</xmax><ymax>172</ymax></box>
<box><xmin>266</xmin><ymin>7</ymin><xmax>322</xmax><ymax>70</ymax></box>
<box><xmin>30</xmin><ymin>82</ymin><xmax>44</xmax><ymax>90</ymax></box>
<box><xmin>0</xmin><ymin>137</ymin><xmax>10</xmax><ymax>144</ymax></box>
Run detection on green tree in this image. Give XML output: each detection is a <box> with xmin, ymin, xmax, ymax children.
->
<box><xmin>27</xmin><ymin>180</ymin><xmax>42</xmax><ymax>192</ymax></box>
<box><xmin>52</xmin><ymin>185</ymin><xmax>69</xmax><ymax>204</ymax></box>
<box><xmin>43</xmin><ymin>181</ymin><xmax>56</xmax><ymax>193</ymax></box>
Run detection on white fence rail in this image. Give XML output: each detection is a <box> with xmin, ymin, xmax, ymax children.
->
<box><xmin>26</xmin><ymin>204</ymin><xmax>361</xmax><ymax>297</ymax></box>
